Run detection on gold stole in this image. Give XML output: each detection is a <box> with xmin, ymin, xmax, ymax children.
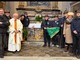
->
<box><xmin>14</xmin><ymin>19</ymin><xmax>17</xmax><ymax>44</ymax></box>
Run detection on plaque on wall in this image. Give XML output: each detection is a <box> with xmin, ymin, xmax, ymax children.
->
<box><xmin>27</xmin><ymin>1</ymin><xmax>50</xmax><ymax>7</ymax></box>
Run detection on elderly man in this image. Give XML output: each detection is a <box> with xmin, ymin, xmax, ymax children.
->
<box><xmin>0</xmin><ymin>8</ymin><xmax>10</xmax><ymax>58</ymax></box>
<box><xmin>71</xmin><ymin>10</ymin><xmax>80</xmax><ymax>56</ymax></box>
<box><xmin>8</xmin><ymin>13</ymin><xmax>23</xmax><ymax>52</ymax></box>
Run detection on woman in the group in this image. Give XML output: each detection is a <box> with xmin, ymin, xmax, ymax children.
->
<box><xmin>63</xmin><ymin>12</ymin><xmax>74</xmax><ymax>53</ymax></box>
<box><xmin>20</xmin><ymin>14</ymin><xmax>25</xmax><ymax>25</ymax></box>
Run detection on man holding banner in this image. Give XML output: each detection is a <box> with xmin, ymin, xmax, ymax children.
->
<box><xmin>41</xmin><ymin>15</ymin><xmax>51</xmax><ymax>47</ymax></box>
<box><xmin>48</xmin><ymin>15</ymin><xmax>60</xmax><ymax>47</ymax></box>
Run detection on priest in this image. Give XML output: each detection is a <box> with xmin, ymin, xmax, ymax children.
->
<box><xmin>8</xmin><ymin>13</ymin><xmax>23</xmax><ymax>52</ymax></box>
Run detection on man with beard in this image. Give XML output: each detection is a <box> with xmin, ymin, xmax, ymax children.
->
<box><xmin>0</xmin><ymin>8</ymin><xmax>10</xmax><ymax>58</ymax></box>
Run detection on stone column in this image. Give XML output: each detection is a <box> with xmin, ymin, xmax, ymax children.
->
<box><xmin>9</xmin><ymin>2</ymin><xmax>19</xmax><ymax>16</ymax></box>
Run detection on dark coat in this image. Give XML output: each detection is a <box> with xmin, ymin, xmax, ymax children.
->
<box><xmin>3</xmin><ymin>14</ymin><xmax>11</xmax><ymax>20</ymax></box>
<box><xmin>50</xmin><ymin>20</ymin><xmax>60</xmax><ymax>27</ymax></box>
<box><xmin>71</xmin><ymin>17</ymin><xmax>80</xmax><ymax>36</ymax></box>
<box><xmin>41</xmin><ymin>20</ymin><xmax>51</xmax><ymax>29</ymax></box>
<box><xmin>59</xmin><ymin>16</ymin><xmax>66</xmax><ymax>26</ymax></box>
<box><xmin>0</xmin><ymin>15</ymin><xmax>10</xmax><ymax>57</ymax></box>
<box><xmin>41</xmin><ymin>20</ymin><xmax>51</xmax><ymax>36</ymax></box>
<box><xmin>0</xmin><ymin>15</ymin><xmax>10</xmax><ymax>33</ymax></box>
<box><xmin>41</xmin><ymin>20</ymin><xmax>51</xmax><ymax>43</ymax></box>
<box><xmin>24</xmin><ymin>16</ymin><xmax>30</xmax><ymax>27</ymax></box>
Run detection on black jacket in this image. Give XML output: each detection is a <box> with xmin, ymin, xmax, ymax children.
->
<box><xmin>0</xmin><ymin>15</ymin><xmax>10</xmax><ymax>33</ymax></box>
<box><xmin>59</xmin><ymin>16</ymin><xmax>67</xmax><ymax>27</ymax></box>
<box><xmin>41</xmin><ymin>20</ymin><xmax>51</xmax><ymax>29</ymax></box>
<box><xmin>71</xmin><ymin>17</ymin><xmax>80</xmax><ymax>34</ymax></box>
<box><xmin>24</xmin><ymin>16</ymin><xmax>30</xmax><ymax>27</ymax></box>
<box><xmin>50</xmin><ymin>20</ymin><xmax>60</xmax><ymax>27</ymax></box>
<box><xmin>3</xmin><ymin>15</ymin><xmax>11</xmax><ymax>20</ymax></box>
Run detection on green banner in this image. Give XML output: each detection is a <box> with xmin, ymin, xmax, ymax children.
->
<box><xmin>46</xmin><ymin>27</ymin><xmax>60</xmax><ymax>38</ymax></box>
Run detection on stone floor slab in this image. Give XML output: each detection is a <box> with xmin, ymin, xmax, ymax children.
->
<box><xmin>0</xmin><ymin>56</ymin><xmax>78</xmax><ymax>60</ymax></box>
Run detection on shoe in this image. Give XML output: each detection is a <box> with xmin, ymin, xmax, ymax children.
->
<box><xmin>48</xmin><ymin>45</ymin><xmax>51</xmax><ymax>48</ymax></box>
<box><xmin>42</xmin><ymin>44</ymin><xmax>47</xmax><ymax>47</ymax></box>
<box><xmin>64</xmin><ymin>46</ymin><xmax>68</xmax><ymax>52</ymax></box>
<box><xmin>69</xmin><ymin>46</ymin><xmax>72</xmax><ymax>53</ymax></box>
<box><xmin>0</xmin><ymin>55</ymin><xmax>4</xmax><ymax>58</ymax></box>
<box><xmin>52</xmin><ymin>44</ymin><xmax>55</xmax><ymax>47</ymax></box>
<box><xmin>56</xmin><ymin>45</ymin><xmax>59</xmax><ymax>48</ymax></box>
<box><xmin>4</xmin><ymin>48</ymin><xmax>8</xmax><ymax>51</ymax></box>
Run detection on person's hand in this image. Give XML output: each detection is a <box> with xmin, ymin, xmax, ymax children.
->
<box><xmin>61</xmin><ymin>24</ymin><xmax>63</xmax><ymax>27</ymax></box>
<box><xmin>73</xmin><ymin>30</ymin><xmax>78</xmax><ymax>34</ymax></box>
<box><xmin>44</xmin><ymin>27</ymin><xmax>47</xmax><ymax>29</ymax></box>
<box><xmin>16</xmin><ymin>30</ymin><xmax>20</xmax><ymax>33</ymax></box>
<box><xmin>0</xmin><ymin>22</ymin><xmax>3</xmax><ymax>24</ymax></box>
<box><xmin>64</xmin><ymin>34</ymin><xmax>66</xmax><ymax>37</ymax></box>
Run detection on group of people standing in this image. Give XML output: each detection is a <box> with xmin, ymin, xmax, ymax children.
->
<box><xmin>0</xmin><ymin>8</ymin><xmax>30</xmax><ymax>58</ymax></box>
<box><xmin>0</xmin><ymin>7</ymin><xmax>80</xmax><ymax>58</ymax></box>
<box><xmin>41</xmin><ymin>10</ymin><xmax>80</xmax><ymax>56</ymax></box>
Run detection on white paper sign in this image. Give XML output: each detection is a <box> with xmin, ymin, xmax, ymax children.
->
<box><xmin>28</xmin><ymin>23</ymin><xmax>41</xmax><ymax>28</ymax></box>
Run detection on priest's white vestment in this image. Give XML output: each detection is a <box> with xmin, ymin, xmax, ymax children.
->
<box><xmin>8</xmin><ymin>18</ymin><xmax>23</xmax><ymax>52</ymax></box>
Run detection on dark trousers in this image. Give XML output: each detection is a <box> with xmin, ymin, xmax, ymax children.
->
<box><xmin>0</xmin><ymin>33</ymin><xmax>7</xmax><ymax>57</ymax></box>
<box><xmin>52</xmin><ymin>33</ymin><xmax>60</xmax><ymax>45</ymax></box>
<box><xmin>43</xmin><ymin>30</ymin><xmax>50</xmax><ymax>46</ymax></box>
<box><xmin>72</xmin><ymin>33</ymin><xmax>80</xmax><ymax>55</ymax></box>
<box><xmin>60</xmin><ymin>27</ymin><xmax>65</xmax><ymax>48</ymax></box>
<box><xmin>23</xmin><ymin>27</ymin><xmax>28</xmax><ymax>41</ymax></box>
<box><xmin>6</xmin><ymin>32</ymin><xmax>9</xmax><ymax>49</ymax></box>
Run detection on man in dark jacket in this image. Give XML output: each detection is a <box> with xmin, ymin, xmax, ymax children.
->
<box><xmin>24</xmin><ymin>12</ymin><xmax>30</xmax><ymax>27</ymax></box>
<box><xmin>59</xmin><ymin>11</ymin><xmax>68</xmax><ymax>48</ymax></box>
<box><xmin>41</xmin><ymin>15</ymin><xmax>51</xmax><ymax>47</ymax></box>
<box><xmin>50</xmin><ymin>15</ymin><xmax>60</xmax><ymax>47</ymax></box>
<box><xmin>0</xmin><ymin>8</ymin><xmax>10</xmax><ymax>58</ymax></box>
<box><xmin>71</xmin><ymin>10</ymin><xmax>80</xmax><ymax>56</ymax></box>
<box><xmin>4</xmin><ymin>11</ymin><xmax>11</xmax><ymax>50</ymax></box>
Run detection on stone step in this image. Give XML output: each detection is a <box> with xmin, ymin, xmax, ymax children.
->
<box><xmin>0</xmin><ymin>56</ymin><xmax>78</xmax><ymax>60</ymax></box>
